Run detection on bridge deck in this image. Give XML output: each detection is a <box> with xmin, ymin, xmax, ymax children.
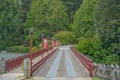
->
<box><xmin>0</xmin><ymin>46</ymin><xmax>92</xmax><ymax>80</ymax></box>
<box><xmin>33</xmin><ymin>46</ymin><xmax>91</xmax><ymax>79</ymax></box>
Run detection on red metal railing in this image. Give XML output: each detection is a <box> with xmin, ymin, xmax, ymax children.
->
<box><xmin>32</xmin><ymin>48</ymin><xmax>58</xmax><ymax>73</ymax></box>
<box><xmin>70</xmin><ymin>47</ymin><xmax>95</xmax><ymax>77</ymax></box>
<box><xmin>5</xmin><ymin>54</ymin><xmax>29</xmax><ymax>72</ymax></box>
<box><xmin>5</xmin><ymin>47</ymin><xmax>55</xmax><ymax>73</ymax></box>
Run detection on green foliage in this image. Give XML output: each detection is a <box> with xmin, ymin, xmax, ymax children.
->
<box><xmin>25</xmin><ymin>0</ymin><xmax>69</xmax><ymax>36</ymax></box>
<box><xmin>75</xmin><ymin>37</ymin><xmax>119</xmax><ymax>64</ymax></box>
<box><xmin>74</xmin><ymin>0</ymin><xmax>98</xmax><ymax>38</ymax></box>
<box><xmin>7</xmin><ymin>46</ymin><xmax>29</xmax><ymax>53</ymax></box>
<box><xmin>1</xmin><ymin>0</ymin><xmax>120</xmax><ymax>65</ymax></box>
<box><xmin>0</xmin><ymin>0</ymin><xmax>33</xmax><ymax>50</ymax></box>
<box><xmin>74</xmin><ymin>0</ymin><xmax>120</xmax><ymax>64</ymax></box>
<box><xmin>92</xmin><ymin>76</ymin><xmax>101</xmax><ymax>80</ymax></box>
<box><xmin>62</xmin><ymin>0</ymin><xmax>82</xmax><ymax>23</ymax></box>
<box><xmin>95</xmin><ymin>0</ymin><xmax>120</xmax><ymax>52</ymax></box>
<box><xmin>24</xmin><ymin>0</ymin><xmax>71</xmax><ymax>47</ymax></box>
<box><xmin>32</xmin><ymin>46</ymin><xmax>39</xmax><ymax>52</ymax></box>
<box><xmin>75</xmin><ymin>36</ymin><xmax>120</xmax><ymax>64</ymax></box>
<box><xmin>103</xmin><ymin>54</ymin><xmax>120</xmax><ymax>64</ymax></box>
<box><xmin>75</xmin><ymin>37</ymin><xmax>103</xmax><ymax>62</ymax></box>
<box><xmin>55</xmin><ymin>31</ymin><xmax>75</xmax><ymax>45</ymax></box>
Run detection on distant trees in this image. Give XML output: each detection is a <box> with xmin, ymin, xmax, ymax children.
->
<box><xmin>25</xmin><ymin>0</ymin><xmax>69</xmax><ymax>36</ymax></box>
<box><xmin>74</xmin><ymin>0</ymin><xmax>97</xmax><ymax>38</ymax></box>
<box><xmin>0</xmin><ymin>0</ymin><xmax>20</xmax><ymax>49</ymax></box>
<box><xmin>0</xmin><ymin>0</ymin><xmax>33</xmax><ymax>50</ymax></box>
<box><xmin>55</xmin><ymin>31</ymin><xmax>75</xmax><ymax>45</ymax></box>
<box><xmin>74</xmin><ymin>0</ymin><xmax>120</xmax><ymax>64</ymax></box>
<box><xmin>24</xmin><ymin>0</ymin><xmax>71</xmax><ymax>46</ymax></box>
<box><xmin>1</xmin><ymin>0</ymin><xmax>78</xmax><ymax>50</ymax></box>
<box><xmin>1</xmin><ymin>0</ymin><xmax>120</xmax><ymax>65</ymax></box>
<box><xmin>94</xmin><ymin>0</ymin><xmax>120</xmax><ymax>63</ymax></box>
<box><xmin>62</xmin><ymin>0</ymin><xmax>82</xmax><ymax>23</ymax></box>
<box><xmin>95</xmin><ymin>0</ymin><xmax>120</xmax><ymax>55</ymax></box>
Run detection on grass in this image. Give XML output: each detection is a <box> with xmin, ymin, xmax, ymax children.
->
<box><xmin>92</xmin><ymin>76</ymin><xmax>101</xmax><ymax>80</ymax></box>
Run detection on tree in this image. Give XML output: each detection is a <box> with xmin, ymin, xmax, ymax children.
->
<box><xmin>62</xmin><ymin>0</ymin><xmax>82</xmax><ymax>23</ymax></box>
<box><xmin>75</xmin><ymin>37</ymin><xmax>102</xmax><ymax>62</ymax></box>
<box><xmin>0</xmin><ymin>0</ymin><xmax>20</xmax><ymax>49</ymax></box>
<box><xmin>95</xmin><ymin>0</ymin><xmax>120</xmax><ymax>54</ymax></box>
<box><xmin>73</xmin><ymin>0</ymin><xmax>97</xmax><ymax>38</ymax></box>
<box><xmin>55</xmin><ymin>31</ymin><xmax>75</xmax><ymax>45</ymax></box>
<box><xmin>0</xmin><ymin>0</ymin><xmax>33</xmax><ymax>50</ymax></box>
<box><xmin>25</xmin><ymin>0</ymin><xmax>69</xmax><ymax>36</ymax></box>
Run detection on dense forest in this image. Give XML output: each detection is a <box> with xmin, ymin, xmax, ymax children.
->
<box><xmin>0</xmin><ymin>0</ymin><xmax>120</xmax><ymax>64</ymax></box>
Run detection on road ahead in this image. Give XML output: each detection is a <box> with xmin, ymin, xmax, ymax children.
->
<box><xmin>33</xmin><ymin>46</ymin><xmax>91</xmax><ymax>80</ymax></box>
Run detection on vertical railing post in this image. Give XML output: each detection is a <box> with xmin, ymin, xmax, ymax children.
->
<box><xmin>30</xmin><ymin>34</ymin><xmax>32</xmax><ymax>76</ymax></box>
<box><xmin>23</xmin><ymin>58</ymin><xmax>30</xmax><ymax>79</ymax></box>
<box><xmin>0</xmin><ymin>58</ymin><xmax>5</xmax><ymax>74</ymax></box>
<box><xmin>110</xmin><ymin>64</ymin><xmax>114</xmax><ymax>80</ymax></box>
<box><xmin>29</xmin><ymin>28</ymin><xmax>33</xmax><ymax>76</ymax></box>
<box><xmin>0</xmin><ymin>58</ymin><xmax>2</xmax><ymax>74</ymax></box>
<box><xmin>115</xmin><ymin>64</ymin><xmax>120</xmax><ymax>80</ymax></box>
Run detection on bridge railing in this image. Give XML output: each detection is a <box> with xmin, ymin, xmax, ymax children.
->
<box><xmin>5</xmin><ymin>54</ymin><xmax>29</xmax><ymax>72</ymax></box>
<box><xmin>95</xmin><ymin>63</ymin><xmax>120</xmax><ymax>80</ymax></box>
<box><xmin>32</xmin><ymin>47</ymin><xmax>58</xmax><ymax>74</ymax></box>
<box><xmin>32</xmin><ymin>47</ymin><xmax>53</xmax><ymax>59</ymax></box>
<box><xmin>70</xmin><ymin>47</ymin><xmax>96</xmax><ymax>77</ymax></box>
<box><xmin>5</xmin><ymin>47</ymin><xmax>55</xmax><ymax>73</ymax></box>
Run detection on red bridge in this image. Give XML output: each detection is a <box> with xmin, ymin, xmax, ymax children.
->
<box><xmin>0</xmin><ymin>46</ymin><xmax>96</xmax><ymax>80</ymax></box>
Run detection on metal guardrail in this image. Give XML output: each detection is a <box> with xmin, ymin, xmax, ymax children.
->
<box><xmin>32</xmin><ymin>48</ymin><xmax>58</xmax><ymax>74</ymax></box>
<box><xmin>5</xmin><ymin>47</ymin><xmax>54</xmax><ymax>73</ymax></box>
<box><xmin>5</xmin><ymin>54</ymin><xmax>29</xmax><ymax>72</ymax></box>
<box><xmin>70</xmin><ymin>47</ymin><xmax>96</xmax><ymax>77</ymax></box>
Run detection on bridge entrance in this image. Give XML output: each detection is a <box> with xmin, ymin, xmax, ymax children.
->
<box><xmin>0</xmin><ymin>46</ymin><xmax>93</xmax><ymax>80</ymax></box>
<box><xmin>34</xmin><ymin>46</ymin><xmax>90</xmax><ymax>79</ymax></box>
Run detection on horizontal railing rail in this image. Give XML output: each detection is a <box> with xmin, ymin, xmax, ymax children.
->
<box><xmin>5</xmin><ymin>47</ymin><xmax>54</xmax><ymax>73</ymax></box>
<box><xmin>32</xmin><ymin>48</ymin><xmax>58</xmax><ymax>73</ymax></box>
<box><xmin>70</xmin><ymin>47</ymin><xmax>96</xmax><ymax>77</ymax></box>
<box><xmin>5</xmin><ymin>54</ymin><xmax>29</xmax><ymax>72</ymax></box>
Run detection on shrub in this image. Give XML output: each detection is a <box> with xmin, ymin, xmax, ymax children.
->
<box><xmin>102</xmin><ymin>54</ymin><xmax>120</xmax><ymax>64</ymax></box>
<box><xmin>92</xmin><ymin>76</ymin><xmax>101</xmax><ymax>80</ymax></box>
<box><xmin>32</xmin><ymin>46</ymin><xmax>39</xmax><ymax>52</ymax></box>
<box><xmin>75</xmin><ymin>36</ymin><xmax>102</xmax><ymax>63</ymax></box>
<box><xmin>55</xmin><ymin>31</ymin><xmax>75</xmax><ymax>45</ymax></box>
<box><xmin>75</xmin><ymin>36</ymin><xmax>120</xmax><ymax>64</ymax></box>
<box><xmin>7</xmin><ymin>46</ymin><xmax>29</xmax><ymax>53</ymax></box>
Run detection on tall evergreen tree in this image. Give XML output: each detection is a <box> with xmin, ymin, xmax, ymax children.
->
<box><xmin>95</xmin><ymin>0</ymin><xmax>120</xmax><ymax>54</ymax></box>
<box><xmin>74</xmin><ymin>0</ymin><xmax>97</xmax><ymax>38</ymax></box>
<box><xmin>0</xmin><ymin>0</ymin><xmax>19</xmax><ymax>49</ymax></box>
<box><xmin>62</xmin><ymin>0</ymin><xmax>82</xmax><ymax>23</ymax></box>
<box><xmin>0</xmin><ymin>0</ymin><xmax>33</xmax><ymax>50</ymax></box>
<box><xmin>25</xmin><ymin>0</ymin><xmax>69</xmax><ymax>35</ymax></box>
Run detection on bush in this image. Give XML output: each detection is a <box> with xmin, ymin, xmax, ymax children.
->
<box><xmin>7</xmin><ymin>46</ymin><xmax>29</xmax><ymax>53</ymax></box>
<box><xmin>75</xmin><ymin>37</ymin><xmax>120</xmax><ymax>64</ymax></box>
<box><xmin>75</xmin><ymin>36</ymin><xmax>102</xmax><ymax>63</ymax></box>
<box><xmin>92</xmin><ymin>76</ymin><xmax>101</xmax><ymax>80</ymax></box>
<box><xmin>32</xmin><ymin>46</ymin><xmax>39</xmax><ymax>52</ymax></box>
<box><xmin>102</xmin><ymin>54</ymin><xmax>120</xmax><ymax>64</ymax></box>
<box><xmin>55</xmin><ymin>31</ymin><xmax>75</xmax><ymax>45</ymax></box>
